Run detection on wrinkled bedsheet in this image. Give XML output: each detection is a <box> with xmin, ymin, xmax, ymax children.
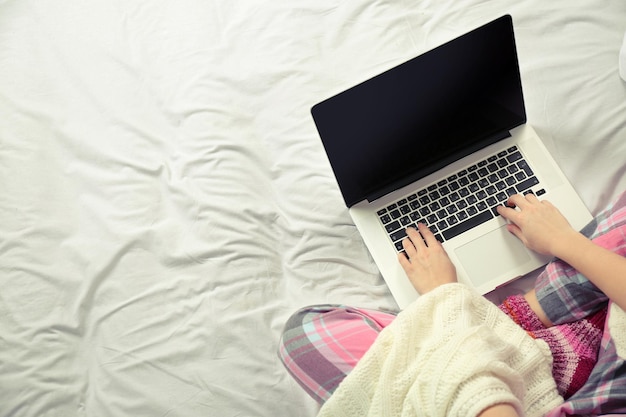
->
<box><xmin>1</xmin><ymin>1</ymin><xmax>625</xmax><ymax>416</ymax></box>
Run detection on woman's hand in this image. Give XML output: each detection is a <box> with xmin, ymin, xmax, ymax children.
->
<box><xmin>499</xmin><ymin>193</ymin><xmax>626</xmax><ymax>312</ymax></box>
<box><xmin>496</xmin><ymin>193</ymin><xmax>579</xmax><ymax>257</ymax></box>
<box><xmin>398</xmin><ymin>223</ymin><xmax>457</xmax><ymax>294</ymax></box>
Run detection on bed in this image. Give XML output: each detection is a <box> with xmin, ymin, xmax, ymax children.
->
<box><xmin>1</xmin><ymin>1</ymin><xmax>625</xmax><ymax>416</ymax></box>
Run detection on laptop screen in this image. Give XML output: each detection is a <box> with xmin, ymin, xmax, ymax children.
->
<box><xmin>312</xmin><ymin>15</ymin><xmax>526</xmax><ymax>207</ymax></box>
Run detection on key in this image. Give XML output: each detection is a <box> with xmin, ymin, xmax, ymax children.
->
<box><xmin>385</xmin><ymin>220</ymin><xmax>401</xmax><ymax>233</ymax></box>
<box><xmin>518</xmin><ymin>160</ymin><xmax>534</xmax><ymax>177</ymax></box>
<box><xmin>390</xmin><ymin>228</ymin><xmax>407</xmax><ymax>242</ymax></box>
<box><xmin>507</xmin><ymin>151</ymin><xmax>523</xmax><ymax>163</ymax></box>
<box><xmin>516</xmin><ymin>176</ymin><xmax>539</xmax><ymax>193</ymax></box>
<box><xmin>442</xmin><ymin>210</ymin><xmax>494</xmax><ymax>240</ymax></box>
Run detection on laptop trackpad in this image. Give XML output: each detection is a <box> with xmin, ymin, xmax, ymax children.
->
<box><xmin>455</xmin><ymin>226</ymin><xmax>530</xmax><ymax>287</ymax></box>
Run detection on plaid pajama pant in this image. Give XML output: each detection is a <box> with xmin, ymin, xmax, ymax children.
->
<box><xmin>278</xmin><ymin>192</ymin><xmax>626</xmax><ymax>414</ymax></box>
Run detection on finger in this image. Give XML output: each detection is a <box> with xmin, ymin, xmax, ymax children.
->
<box><xmin>506</xmin><ymin>193</ymin><xmax>531</xmax><ymax>209</ymax></box>
<box><xmin>497</xmin><ymin>204</ymin><xmax>522</xmax><ymax>224</ymax></box>
<box><xmin>504</xmin><ymin>192</ymin><xmax>517</xmax><ymax>208</ymax></box>
<box><xmin>398</xmin><ymin>250</ymin><xmax>411</xmax><ymax>269</ymax></box>
<box><xmin>402</xmin><ymin>235</ymin><xmax>417</xmax><ymax>257</ymax></box>
<box><xmin>525</xmin><ymin>192</ymin><xmax>540</xmax><ymax>204</ymax></box>
<box><xmin>407</xmin><ymin>226</ymin><xmax>427</xmax><ymax>250</ymax></box>
<box><xmin>417</xmin><ymin>222</ymin><xmax>439</xmax><ymax>248</ymax></box>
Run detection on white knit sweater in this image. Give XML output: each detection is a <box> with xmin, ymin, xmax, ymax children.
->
<box><xmin>318</xmin><ymin>283</ymin><xmax>563</xmax><ymax>417</ymax></box>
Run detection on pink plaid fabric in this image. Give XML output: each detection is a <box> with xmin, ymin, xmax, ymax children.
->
<box><xmin>278</xmin><ymin>305</ymin><xmax>395</xmax><ymax>403</ymax></box>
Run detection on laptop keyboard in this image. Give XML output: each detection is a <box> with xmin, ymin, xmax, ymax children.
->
<box><xmin>377</xmin><ymin>146</ymin><xmax>545</xmax><ymax>253</ymax></box>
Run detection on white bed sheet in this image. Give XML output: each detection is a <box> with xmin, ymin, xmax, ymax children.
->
<box><xmin>1</xmin><ymin>1</ymin><xmax>625</xmax><ymax>416</ymax></box>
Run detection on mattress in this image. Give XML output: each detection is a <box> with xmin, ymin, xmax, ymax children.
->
<box><xmin>1</xmin><ymin>1</ymin><xmax>625</xmax><ymax>416</ymax></box>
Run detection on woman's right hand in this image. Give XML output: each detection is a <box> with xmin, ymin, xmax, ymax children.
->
<box><xmin>499</xmin><ymin>192</ymin><xmax>626</xmax><ymax>315</ymax></box>
<box><xmin>496</xmin><ymin>193</ymin><xmax>579</xmax><ymax>257</ymax></box>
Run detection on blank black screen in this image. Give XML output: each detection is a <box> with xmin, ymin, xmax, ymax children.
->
<box><xmin>312</xmin><ymin>15</ymin><xmax>526</xmax><ymax>207</ymax></box>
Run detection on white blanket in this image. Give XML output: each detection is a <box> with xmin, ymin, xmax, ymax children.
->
<box><xmin>318</xmin><ymin>284</ymin><xmax>562</xmax><ymax>417</ymax></box>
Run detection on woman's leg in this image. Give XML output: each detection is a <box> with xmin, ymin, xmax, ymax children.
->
<box><xmin>278</xmin><ymin>305</ymin><xmax>395</xmax><ymax>404</ymax></box>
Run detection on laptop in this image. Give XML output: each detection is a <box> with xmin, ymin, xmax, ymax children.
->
<box><xmin>311</xmin><ymin>15</ymin><xmax>592</xmax><ymax>309</ymax></box>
